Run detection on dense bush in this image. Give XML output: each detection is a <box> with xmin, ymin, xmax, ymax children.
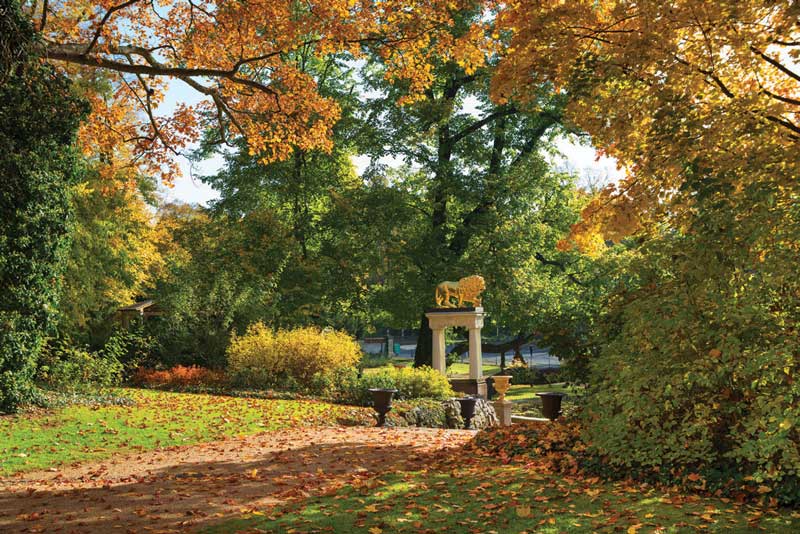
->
<box><xmin>584</xmin><ymin>196</ymin><xmax>800</xmax><ymax>505</ymax></box>
<box><xmin>0</xmin><ymin>2</ymin><xmax>88</xmax><ymax>412</ymax></box>
<box><xmin>227</xmin><ymin>323</ymin><xmax>361</xmax><ymax>390</ymax></box>
<box><xmin>131</xmin><ymin>365</ymin><xmax>226</xmax><ymax>389</ymax></box>
<box><xmin>103</xmin><ymin>327</ymin><xmax>163</xmax><ymax>380</ymax></box>
<box><xmin>334</xmin><ymin>365</ymin><xmax>455</xmax><ymax>406</ymax></box>
<box><xmin>37</xmin><ymin>341</ymin><xmax>123</xmax><ymax>393</ymax></box>
<box><xmin>505</xmin><ymin>363</ymin><xmax>542</xmax><ymax>385</ymax></box>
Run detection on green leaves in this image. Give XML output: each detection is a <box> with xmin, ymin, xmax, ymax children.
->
<box><xmin>0</xmin><ymin>1</ymin><xmax>88</xmax><ymax>412</ymax></box>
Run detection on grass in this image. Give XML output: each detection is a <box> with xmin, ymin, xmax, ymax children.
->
<box><xmin>203</xmin><ymin>462</ymin><xmax>800</xmax><ymax>533</ymax></box>
<box><xmin>447</xmin><ymin>361</ymin><xmax>500</xmax><ymax>377</ymax></box>
<box><xmin>0</xmin><ymin>388</ymin><xmax>368</xmax><ymax>476</ymax></box>
<box><xmin>504</xmin><ymin>383</ymin><xmax>584</xmax><ymax>402</ymax></box>
<box><xmin>361</xmin><ymin>360</ymin><xmax>500</xmax><ymax>377</ymax></box>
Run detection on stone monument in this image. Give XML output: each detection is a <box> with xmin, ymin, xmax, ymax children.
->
<box><xmin>426</xmin><ymin>275</ymin><xmax>488</xmax><ymax>398</ymax></box>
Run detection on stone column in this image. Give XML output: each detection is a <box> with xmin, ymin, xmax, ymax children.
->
<box><xmin>468</xmin><ymin>326</ymin><xmax>482</xmax><ymax>380</ymax></box>
<box><xmin>431</xmin><ymin>327</ymin><xmax>446</xmax><ymax>373</ymax></box>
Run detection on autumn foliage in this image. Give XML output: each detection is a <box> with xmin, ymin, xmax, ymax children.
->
<box><xmin>227</xmin><ymin>324</ymin><xmax>361</xmax><ymax>389</ymax></box>
<box><xmin>131</xmin><ymin>365</ymin><xmax>226</xmax><ymax>389</ymax></box>
<box><xmin>31</xmin><ymin>0</ymin><xmax>492</xmax><ymax>182</ymax></box>
<box><xmin>492</xmin><ymin>0</ymin><xmax>799</xmax><ymax>252</ymax></box>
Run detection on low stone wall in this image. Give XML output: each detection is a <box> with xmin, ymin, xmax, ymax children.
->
<box><xmin>442</xmin><ymin>398</ymin><xmax>499</xmax><ymax>430</ymax></box>
<box><xmin>398</xmin><ymin>398</ymin><xmax>499</xmax><ymax>430</ymax></box>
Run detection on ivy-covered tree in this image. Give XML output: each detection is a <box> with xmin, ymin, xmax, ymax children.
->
<box><xmin>0</xmin><ymin>0</ymin><xmax>88</xmax><ymax>412</ymax></box>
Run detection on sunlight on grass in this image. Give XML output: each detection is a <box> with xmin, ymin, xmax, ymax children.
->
<box><xmin>204</xmin><ymin>465</ymin><xmax>800</xmax><ymax>534</ymax></box>
<box><xmin>0</xmin><ymin>388</ymin><xmax>367</xmax><ymax>476</ymax></box>
<box><xmin>446</xmin><ymin>362</ymin><xmax>500</xmax><ymax>377</ymax></box>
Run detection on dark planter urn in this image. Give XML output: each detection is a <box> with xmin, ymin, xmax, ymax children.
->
<box><xmin>536</xmin><ymin>392</ymin><xmax>566</xmax><ymax>421</ymax></box>
<box><xmin>456</xmin><ymin>396</ymin><xmax>478</xmax><ymax>429</ymax></box>
<box><xmin>369</xmin><ymin>388</ymin><xmax>398</xmax><ymax>427</ymax></box>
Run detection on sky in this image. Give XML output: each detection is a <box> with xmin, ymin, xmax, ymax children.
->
<box><xmin>156</xmin><ymin>82</ymin><xmax>624</xmax><ymax>206</ymax></box>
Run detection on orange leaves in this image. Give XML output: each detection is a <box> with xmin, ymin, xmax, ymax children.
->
<box><xmin>492</xmin><ymin>0</ymin><xmax>800</xmax><ymax>246</ymax></box>
<box><xmin>38</xmin><ymin>0</ymin><xmax>492</xmax><ymax>182</ymax></box>
<box><xmin>558</xmin><ymin>181</ymin><xmax>642</xmax><ymax>255</ymax></box>
<box><xmin>131</xmin><ymin>365</ymin><xmax>227</xmax><ymax>389</ymax></box>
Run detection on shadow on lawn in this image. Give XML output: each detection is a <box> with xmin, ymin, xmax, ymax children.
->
<box><xmin>0</xmin><ymin>430</ymin><xmax>463</xmax><ymax>533</ymax></box>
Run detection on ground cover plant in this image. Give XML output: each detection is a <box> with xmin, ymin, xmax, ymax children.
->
<box><xmin>0</xmin><ymin>388</ymin><xmax>370</xmax><ymax>476</ymax></box>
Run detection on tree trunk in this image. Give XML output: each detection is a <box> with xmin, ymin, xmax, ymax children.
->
<box><xmin>413</xmin><ymin>312</ymin><xmax>433</xmax><ymax>367</ymax></box>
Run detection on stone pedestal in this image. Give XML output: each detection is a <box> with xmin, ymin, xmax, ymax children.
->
<box><xmin>493</xmin><ymin>399</ymin><xmax>513</xmax><ymax>426</ymax></box>
<box><xmin>425</xmin><ymin>307</ymin><xmax>486</xmax><ymax>397</ymax></box>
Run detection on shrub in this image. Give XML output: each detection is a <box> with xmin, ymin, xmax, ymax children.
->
<box><xmin>103</xmin><ymin>327</ymin><xmax>162</xmax><ymax>380</ymax></box>
<box><xmin>335</xmin><ymin>365</ymin><xmax>455</xmax><ymax>406</ymax></box>
<box><xmin>131</xmin><ymin>365</ymin><xmax>226</xmax><ymax>389</ymax></box>
<box><xmin>227</xmin><ymin>323</ymin><xmax>361</xmax><ymax>391</ymax></box>
<box><xmin>390</xmin><ymin>365</ymin><xmax>454</xmax><ymax>400</ymax></box>
<box><xmin>37</xmin><ymin>341</ymin><xmax>122</xmax><ymax>393</ymax></box>
<box><xmin>584</xmin><ymin>221</ymin><xmax>800</xmax><ymax>505</ymax></box>
<box><xmin>505</xmin><ymin>363</ymin><xmax>543</xmax><ymax>385</ymax></box>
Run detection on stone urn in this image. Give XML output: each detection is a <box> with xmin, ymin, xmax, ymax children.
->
<box><xmin>369</xmin><ymin>388</ymin><xmax>398</xmax><ymax>427</ymax></box>
<box><xmin>492</xmin><ymin>375</ymin><xmax>512</xmax><ymax>401</ymax></box>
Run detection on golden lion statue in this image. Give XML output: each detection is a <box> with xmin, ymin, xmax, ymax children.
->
<box><xmin>435</xmin><ymin>275</ymin><xmax>485</xmax><ymax>308</ymax></box>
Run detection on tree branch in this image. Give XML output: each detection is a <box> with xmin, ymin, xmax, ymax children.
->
<box><xmin>450</xmin><ymin>106</ymin><xmax>517</xmax><ymax>145</ymax></box>
<box><xmin>84</xmin><ymin>0</ymin><xmax>143</xmax><ymax>55</ymax></box>
<box><xmin>751</xmin><ymin>45</ymin><xmax>800</xmax><ymax>84</ymax></box>
<box><xmin>534</xmin><ymin>252</ymin><xmax>588</xmax><ymax>286</ymax></box>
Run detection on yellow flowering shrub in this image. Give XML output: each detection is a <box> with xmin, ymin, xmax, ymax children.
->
<box><xmin>227</xmin><ymin>323</ymin><xmax>361</xmax><ymax>389</ymax></box>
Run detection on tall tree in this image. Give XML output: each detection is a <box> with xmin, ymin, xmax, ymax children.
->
<box><xmin>492</xmin><ymin>0</ymin><xmax>799</xmax><ymax>250</ymax></box>
<box><xmin>491</xmin><ymin>0</ymin><xmax>800</xmax><ymax>493</ymax></box>
<box><xmin>58</xmin><ymin>170</ymin><xmax>164</xmax><ymax>345</ymax></box>
<box><xmin>0</xmin><ymin>0</ymin><xmax>88</xmax><ymax>412</ymax></box>
<box><xmin>21</xmin><ymin>0</ymin><xmax>490</xmax><ymax>180</ymax></box>
<box><xmin>356</xmin><ymin>10</ymin><xmax>577</xmax><ymax>366</ymax></box>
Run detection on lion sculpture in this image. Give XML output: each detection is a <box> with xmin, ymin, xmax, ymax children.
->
<box><xmin>435</xmin><ymin>275</ymin><xmax>485</xmax><ymax>308</ymax></box>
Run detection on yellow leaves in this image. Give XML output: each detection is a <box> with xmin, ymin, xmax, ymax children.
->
<box><xmin>515</xmin><ymin>504</ymin><xmax>532</xmax><ymax>517</ymax></box>
<box><xmin>627</xmin><ymin>524</ymin><xmax>642</xmax><ymax>534</ymax></box>
<box><xmin>492</xmin><ymin>0</ymin><xmax>800</xmax><ymax>243</ymax></box>
<box><xmin>227</xmin><ymin>324</ymin><xmax>362</xmax><ymax>385</ymax></box>
<box><xmin>368</xmin><ymin>527</ymin><xmax>382</xmax><ymax>534</ymax></box>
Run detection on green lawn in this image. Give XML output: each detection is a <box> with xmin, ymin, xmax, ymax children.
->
<box><xmin>204</xmin><ymin>462</ymin><xmax>800</xmax><ymax>533</ymax></box>
<box><xmin>447</xmin><ymin>361</ymin><xmax>500</xmax><ymax>377</ymax></box>
<box><xmin>361</xmin><ymin>360</ymin><xmax>500</xmax><ymax>377</ymax></box>
<box><xmin>504</xmin><ymin>383</ymin><xmax>584</xmax><ymax>402</ymax></box>
<box><xmin>0</xmin><ymin>388</ymin><xmax>368</xmax><ymax>476</ymax></box>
